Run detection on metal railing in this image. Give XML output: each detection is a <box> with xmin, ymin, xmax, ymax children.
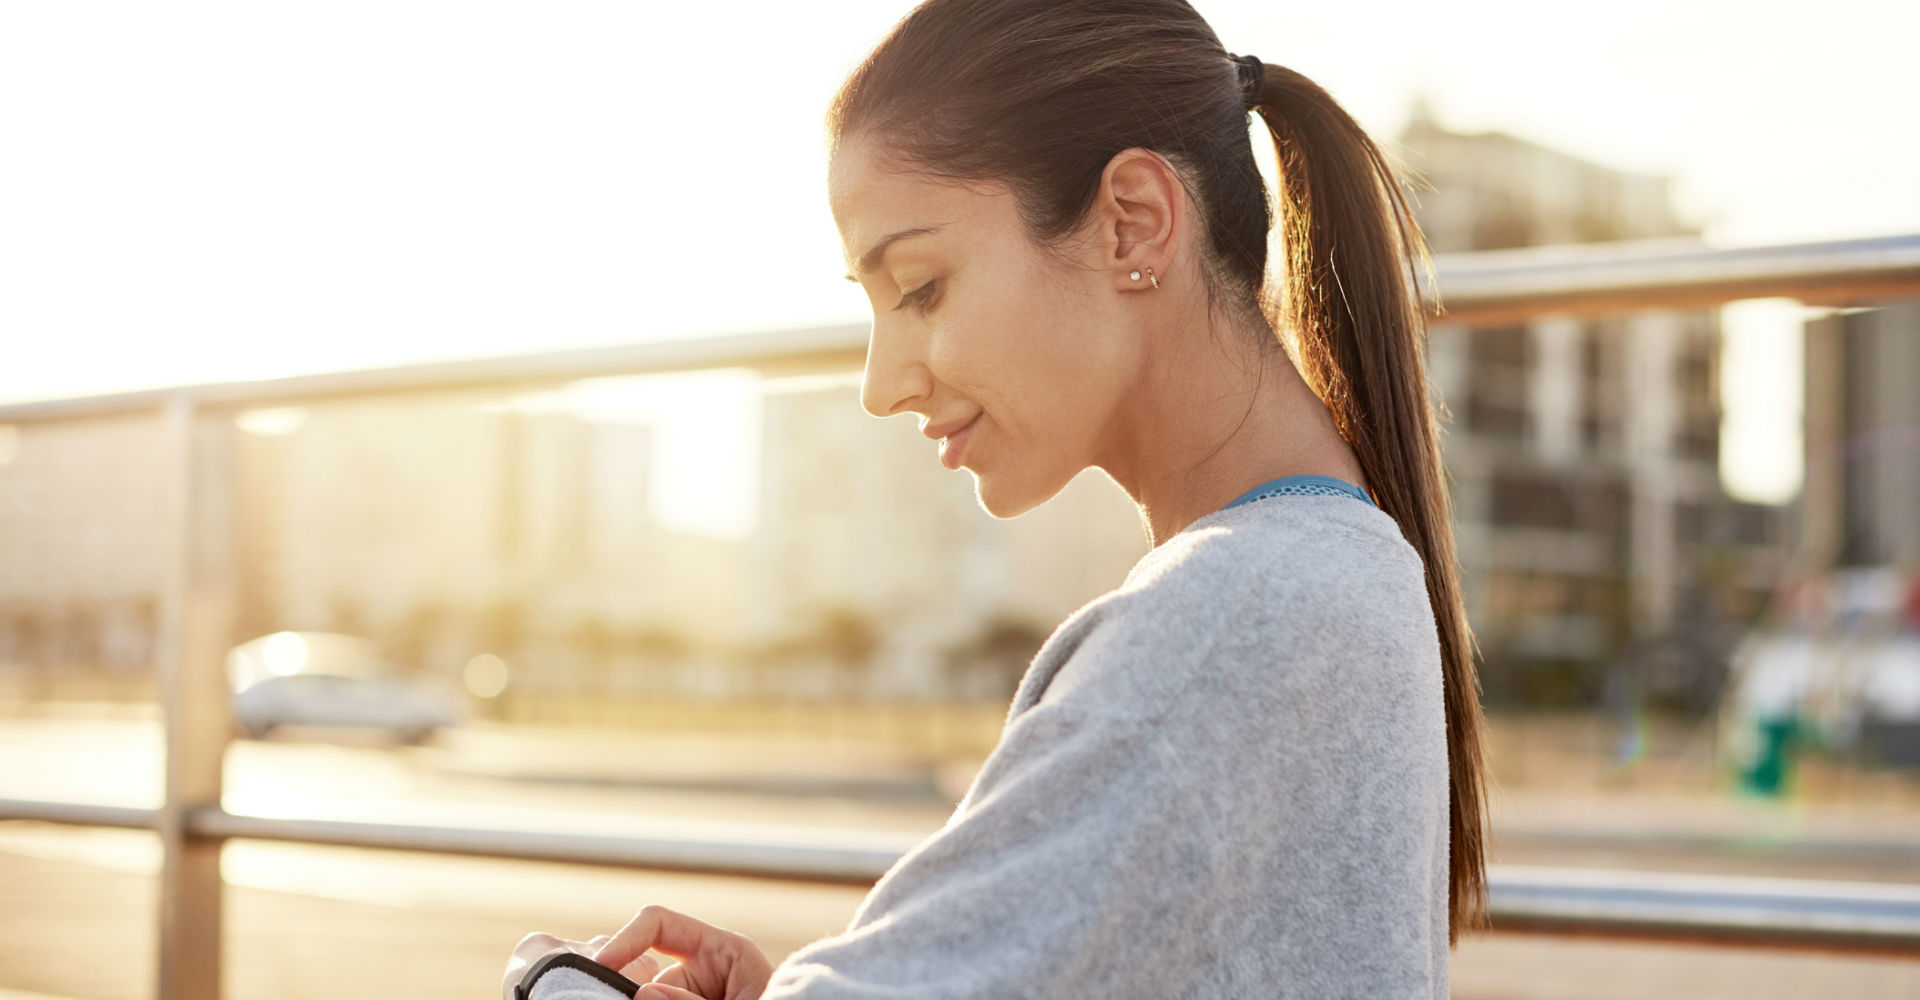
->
<box><xmin>3</xmin><ymin>233</ymin><xmax>1920</xmax><ymax>998</ymax></box>
<box><xmin>7</xmin><ymin>797</ymin><xmax>1920</xmax><ymax>955</ymax></box>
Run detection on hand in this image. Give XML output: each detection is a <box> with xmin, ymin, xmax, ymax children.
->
<box><xmin>502</xmin><ymin>931</ymin><xmax>668</xmax><ymax>1000</ymax></box>
<box><xmin>591</xmin><ymin>904</ymin><xmax>774</xmax><ymax>1000</ymax></box>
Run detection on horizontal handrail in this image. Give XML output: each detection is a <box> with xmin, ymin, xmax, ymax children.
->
<box><xmin>1</xmin><ymin>233</ymin><xmax>1916</xmax><ymax>424</ymax></box>
<box><xmin>1420</xmin><ymin>232</ymin><xmax>1920</xmax><ymax>324</ymax></box>
<box><xmin>1490</xmin><ymin>864</ymin><xmax>1920</xmax><ymax>954</ymax></box>
<box><xmin>0</xmin><ymin>321</ymin><xmax>871</xmax><ymax>424</ymax></box>
<box><xmin>191</xmin><ymin>808</ymin><xmax>905</xmax><ymax>885</ymax></box>
<box><xmin>6</xmin><ymin>800</ymin><xmax>1918</xmax><ymax>952</ymax></box>
<box><xmin>1494</xmin><ymin>825</ymin><xmax>1920</xmax><ymax>867</ymax></box>
<box><xmin>0</xmin><ymin>798</ymin><xmax>158</xmax><ymax>831</ymax></box>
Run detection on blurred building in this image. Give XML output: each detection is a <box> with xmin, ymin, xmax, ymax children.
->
<box><xmin>0</xmin><ymin>416</ymin><xmax>168</xmax><ymax>692</ymax></box>
<box><xmin>228</xmin><ymin>383</ymin><xmax>1151</xmax><ymax>703</ymax></box>
<box><xmin>0</xmin><ymin>376</ymin><xmax>1146</xmax><ymax>706</ymax></box>
<box><xmin>235</xmin><ymin>398</ymin><xmax>748</xmax><ymax>690</ymax></box>
<box><xmin>1399</xmin><ymin>102</ymin><xmax>1787</xmax><ymax>710</ymax></box>
<box><xmin>1710</xmin><ymin>299</ymin><xmax>1920</xmax><ymax>767</ymax></box>
<box><xmin>1802</xmin><ymin>299</ymin><xmax>1920</xmax><ymax>572</ymax></box>
<box><xmin>748</xmin><ymin>374</ymin><xmax>1145</xmax><ymax>701</ymax></box>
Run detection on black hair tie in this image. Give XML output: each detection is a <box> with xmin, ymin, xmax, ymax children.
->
<box><xmin>1233</xmin><ymin>53</ymin><xmax>1264</xmax><ymax>109</ymax></box>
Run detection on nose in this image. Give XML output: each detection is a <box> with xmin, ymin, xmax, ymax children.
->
<box><xmin>859</xmin><ymin>318</ymin><xmax>933</xmax><ymax>419</ymax></box>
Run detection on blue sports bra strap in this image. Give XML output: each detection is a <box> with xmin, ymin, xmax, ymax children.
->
<box><xmin>1219</xmin><ymin>474</ymin><xmax>1377</xmax><ymax>512</ymax></box>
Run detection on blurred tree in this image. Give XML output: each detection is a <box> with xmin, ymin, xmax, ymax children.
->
<box><xmin>944</xmin><ymin>616</ymin><xmax>1049</xmax><ymax>703</ymax></box>
<box><xmin>812</xmin><ymin>605</ymin><xmax>878</xmax><ymax>701</ymax></box>
<box><xmin>329</xmin><ymin>596</ymin><xmax>369</xmax><ymax>638</ymax></box>
<box><xmin>393</xmin><ymin>600</ymin><xmax>452</xmax><ymax>675</ymax></box>
<box><xmin>475</xmin><ymin>598</ymin><xmax>526</xmax><ymax>655</ymax></box>
<box><xmin>60</xmin><ymin>600</ymin><xmax>100</xmax><ymax>672</ymax></box>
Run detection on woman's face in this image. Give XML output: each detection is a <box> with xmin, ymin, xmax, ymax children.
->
<box><xmin>828</xmin><ymin>136</ymin><xmax>1142</xmax><ymax>518</ymax></box>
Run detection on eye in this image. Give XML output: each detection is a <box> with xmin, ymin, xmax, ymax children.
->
<box><xmin>892</xmin><ymin>279</ymin><xmax>937</xmax><ymax>313</ymax></box>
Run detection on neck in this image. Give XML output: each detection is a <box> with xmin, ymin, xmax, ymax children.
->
<box><xmin>1095</xmin><ymin>308</ymin><xmax>1365</xmax><ymax>549</ymax></box>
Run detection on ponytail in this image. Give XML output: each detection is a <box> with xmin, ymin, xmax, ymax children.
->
<box><xmin>1248</xmin><ymin>63</ymin><xmax>1492</xmax><ymax>945</ymax></box>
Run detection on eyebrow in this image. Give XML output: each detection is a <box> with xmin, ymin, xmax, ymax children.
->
<box><xmin>843</xmin><ymin>225</ymin><xmax>946</xmax><ymax>282</ymax></box>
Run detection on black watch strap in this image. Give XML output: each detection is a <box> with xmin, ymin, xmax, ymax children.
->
<box><xmin>513</xmin><ymin>949</ymin><xmax>642</xmax><ymax>1000</ymax></box>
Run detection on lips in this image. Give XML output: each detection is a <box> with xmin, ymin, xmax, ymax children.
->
<box><xmin>922</xmin><ymin>413</ymin><xmax>978</xmax><ymax>441</ymax></box>
<box><xmin>937</xmin><ymin>412</ymin><xmax>980</xmax><ymax>470</ymax></box>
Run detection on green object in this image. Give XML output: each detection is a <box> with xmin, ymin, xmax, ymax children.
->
<box><xmin>1739</xmin><ymin>714</ymin><xmax>1802</xmax><ymax>797</ymax></box>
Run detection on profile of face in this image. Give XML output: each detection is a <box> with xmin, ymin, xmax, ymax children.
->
<box><xmin>829</xmin><ymin>135</ymin><xmax>1164</xmax><ymax>519</ymax></box>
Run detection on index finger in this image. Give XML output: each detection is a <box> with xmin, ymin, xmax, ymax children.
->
<box><xmin>590</xmin><ymin>904</ymin><xmax>724</xmax><ymax>972</ymax></box>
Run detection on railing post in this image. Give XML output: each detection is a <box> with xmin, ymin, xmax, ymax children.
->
<box><xmin>156</xmin><ymin>395</ymin><xmax>239</xmax><ymax>1000</ymax></box>
<box><xmin>1800</xmin><ymin>310</ymin><xmax>1847</xmax><ymax>569</ymax></box>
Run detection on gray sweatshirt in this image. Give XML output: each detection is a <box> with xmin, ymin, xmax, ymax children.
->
<box><xmin>763</xmin><ymin>494</ymin><xmax>1451</xmax><ymax>998</ymax></box>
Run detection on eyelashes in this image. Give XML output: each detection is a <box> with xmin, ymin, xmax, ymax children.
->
<box><xmin>892</xmin><ymin>279</ymin><xmax>937</xmax><ymax>313</ymax></box>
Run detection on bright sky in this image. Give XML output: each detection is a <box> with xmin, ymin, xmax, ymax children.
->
<box><xmin>2</xmin><ymin>0</ymin><xmax>1914</xmax><ymax>508</ymax></box>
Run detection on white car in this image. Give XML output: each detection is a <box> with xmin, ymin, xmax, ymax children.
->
<box><xmin>226</xmin><ymin>631</ymin><xmax>467</xmax><ymax>743</ymax></box>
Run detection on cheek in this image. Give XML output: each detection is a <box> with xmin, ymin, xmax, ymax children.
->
<box><xmin>926</xmin><ymin>258</ymin><xmax>1115</xmax><ymax>456</ymax></box>
<box><xmin>923</xmin><ymin>269</ymin><xmax>1037</xmax><ymax>405</ymax></box>
<box><xmin>1004</xmin><ymin>288</ymin><xmax>1118</xmax><ymax>427</ymax></box>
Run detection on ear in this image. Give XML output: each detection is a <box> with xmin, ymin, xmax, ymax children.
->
<box><xmin>1091</xmin><ymin>147</ymin><xmax>1185</xmax><ymax>292</ymax></box>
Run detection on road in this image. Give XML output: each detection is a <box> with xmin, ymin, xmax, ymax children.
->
<box><xmin>3</xmin><ymin>708</ymin><xmax>1919</xmax><ymax>999</ymax></box>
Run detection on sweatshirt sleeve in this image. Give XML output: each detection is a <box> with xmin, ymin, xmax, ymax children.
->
<box><xmin>525</xmin><ymin>967</ymin><xmax>632</xmax><ymax>1000</ymax></box>
<box><xmin>761</xmin><ymin>605</ymin><xmax>1234</xmax><ymax>1000</ymax></box>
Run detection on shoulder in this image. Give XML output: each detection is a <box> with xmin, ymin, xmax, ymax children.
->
<box><xmin>1126</xmin><ymin>495</ymin><xmax>1432</xmax><ymax>640</ymax></box>
<box><xmin>1021</xmin><ymin>497</ymin><xmax>1438</xmax><ymax>721</ymax></box>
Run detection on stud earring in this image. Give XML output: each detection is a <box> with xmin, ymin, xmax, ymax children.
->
<box><xmin>1129</xmin><ymin>270</ymin><xmax>1141</xmax><ymax>281</ymax></box>
<box><xmin>1145</xmin><ymin>266</ymin><xmax>1159</xmax><ymax>289</ymax></box>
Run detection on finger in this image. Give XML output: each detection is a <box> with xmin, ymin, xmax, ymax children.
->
<box><xmin>634</xmin><ymin>984</ymin><xmax>704</xmax><ymax>1000</ymax></box>
<box><xmin>550</xmin><ymin>937</ymin><xmax>595</xmax><ymax>957</ymax></box>
<box><xmin>649</xmin><ymin>936</ymin><xmax>773</xmax><ymax>999</ymax></box>
<box><xmin>512</xmin><ymin>932</ymin><xmax>567</xmax><ymax>962</ymax></box>
<box><xmin>650</xmin><ymin>961</ymin><xmax>690</xmax><ymax>991</ymax></box>
<box><xmin>590</xmin><ymin>904</ymin><xmax>724</xmax><ymax>972</ymax></box>
<box><xmin>503</xmin><ymin>934</ymin><xmax>569</xmax><ymax>1000</ymax></box>
<box><xmin>618</xmin><ymin>951</ymin><xmax>664</xmax><ymax>983</ymax></box>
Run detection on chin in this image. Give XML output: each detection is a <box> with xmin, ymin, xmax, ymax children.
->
<box><xmin>969</xmin><ymin>464</ymin><xmax>1071</xmax><ymax>520</ymax></box>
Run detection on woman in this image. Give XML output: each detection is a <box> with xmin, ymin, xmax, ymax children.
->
<box><xmin>508</xmin><ymin>0</ymin><xmax>1489</xmax><ymax>996</ymax></box>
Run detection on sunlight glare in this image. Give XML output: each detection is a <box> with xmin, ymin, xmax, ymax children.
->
<box><xmin>487</xmin><ymin>369</ymin><xmax>762</xmax><ymax>540</ymax></box>
<box><xmin>262</xmin><ymin>630</ymin><xmax>310</xmax><ymax>677</ymax></box>
<box><xmin>1719</xmin><ymin>298</ymin><xmax>1806</xmax><ymax>504</ymax></box>
<box><xmin>235</xmin><ymin>406</ymin><xmax>309</xmax><ymax>437</ymax></box>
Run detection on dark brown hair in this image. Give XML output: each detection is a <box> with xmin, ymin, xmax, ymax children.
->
<box><xmin>830</xmin><ymin>0</ymin><xmax>1489</xmax><ymax>945</ymax></box>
